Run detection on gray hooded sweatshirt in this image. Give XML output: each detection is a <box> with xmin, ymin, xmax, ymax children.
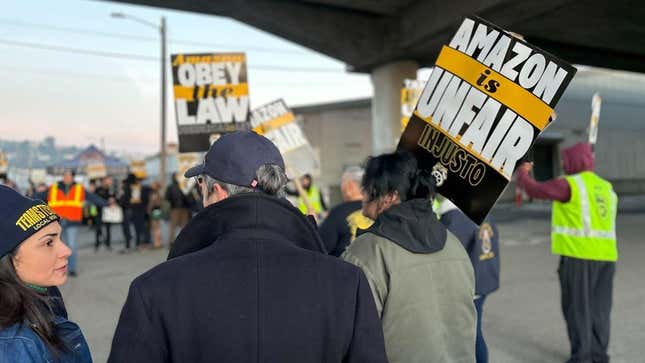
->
<box><xmin>342</xmin><ymin>199</ymin><xmax>476</xmax><ymax>363</ymax></box>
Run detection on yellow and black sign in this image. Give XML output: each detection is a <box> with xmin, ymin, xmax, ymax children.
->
<box><xmin>85</xmin><ymin>162</ymin><xmax>107</xmax><ymax>180</ymax></box>
<box><xmin>250</xmin><ymin>99</ymin><xmax>320</xmax><ymax>177</ymax></box>
<box><xmin>171</xmin><ymin>52</ymin><xmax>251</xmax><ymax>152</ymax></box>
<box><xmin>177</xmin><ymin>153</ymin><xmax>201</xmax><ymax>193</ymax></box>
<box><xmin>0</xmin><ymin>150</ymin><xmax>8</xmax><ymax>174</ymax></box>
<box><xmin>129</xmin><ymin>160</ymin><xmax>147</xmax><ymax>179</ymax></box>
<box><xmin>398</xmin><ymin>16</ymin><xmax>576</xmax><ymax>224</ymax></box>
<box><xmin>401</xmin><ymin>79</ymin><xmax>425</xmax><ymax>131</ymax></box>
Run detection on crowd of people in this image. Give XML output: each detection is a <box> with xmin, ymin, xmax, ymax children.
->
<box><xmin>7</xmin><ymin>171</ymin><xmax>202</xmax><ymax>277</ymax></box>
<box><xmin>0</xmin><ymin>131</ymin><xmax>618</xmax><ymax>363</ymax></box>
<box><xmin>86</xmin><ymin>173</ymin><xmax>199</xmax><ymax>255</ymax></box>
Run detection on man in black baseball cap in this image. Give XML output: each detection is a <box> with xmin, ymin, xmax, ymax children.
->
<box><xmin>183</xmin><ymin>130</ymin><xmax>285</xmax><ymax>189</ymax></box>
<box><xmin>109</xmin><ymin>131</ymin><xmax>387</xmax><ymax>363</ymax></box>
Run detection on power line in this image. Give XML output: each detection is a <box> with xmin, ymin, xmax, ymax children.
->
<box><xmin>0</xmin><ymin>18</ymin><xmax>309</xmax><ymax>55</ymax></box>
<box><xmin>0</xmin><ymin>39</ymin><xmax>156</xmax><ymax>61</ymax></box>
<box><xmin>0</xmin><ymin>65</ymin><xmax>364</xmax><ymax>86</ymax></box>
<box><xmin>0</xmin><ymin>65</ymin><xmax>155</xmax><ymax>83</ymax></box>
<box><xmin>0</xmin><ymin>38</ymin><xmax>347</xmax><ymax>73</ymax></box>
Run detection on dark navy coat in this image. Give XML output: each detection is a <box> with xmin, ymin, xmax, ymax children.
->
<box><xmin>441</xmin><ymin>209</ymin><xmax>500</xmax><ymax>296</ymax></box>
<box><xmin>108</xmin><ymin>193</ymin><xmax>387</xmax><ymax>363</ymax></box>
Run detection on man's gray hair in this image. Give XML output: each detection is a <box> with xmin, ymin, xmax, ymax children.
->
<box><xmin>204</xmin><ymin>164</ymin><xmax>288</xmax><ymax>198</ymax></box>
<box><xmin>342</xmin><ymin>166</ymin><xmax>364</xmax><ymax>184</ymax></box>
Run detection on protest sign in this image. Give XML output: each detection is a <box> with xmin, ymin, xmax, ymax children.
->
<box><xmin>401</xmin><ymin>79</ymin><xmax>425</xmax><ymax>131</ymax></box>
<box><xmin>171</xmin><ymin>52</ymin><xmax>251</xmax><ymax>152</ymax></box>
<box><xmin>251</xmin><ymin>99</ymin><xmax>320</xmax><ymax>177</ymax></box>
<box><xmin>29</xmin><ymin>169</ymin><xmax>47</xmax><ymax>184</ymax></box>
<box><xmin>0</xmin><ymin>150</ymin><xmax>7</xmax><ymax>174</ymax></box>
<box><xmin>85</xmin><ymin>162</ymin><xmax>107</xmax><ymax>180</ymax></box>
<box><xmin>129</xmin><ymin>160</ymin><xmax>147</xmax><ymax>179</ymax></box>
<box><xmin>398</xmin><ymin>16</ymin><xmax>576</xmax><ymax>224</ymax></box>
<box><xmin>177</xmin><ymin>152</ymin><xmax>201</xmax><ymax>193</ymax></box>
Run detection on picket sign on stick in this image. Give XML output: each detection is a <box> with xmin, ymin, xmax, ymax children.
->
<box><xmin>251</xmin><ymin>98</ymin><xmax>320</xmax><ymax>177</ymax></box>
<box><xmin>397</xmin><ymin>16</ymin><xmax>577</xmax><ymax>224</ymax></box>
<box><xmin>588</xmin><ymin>93</ymin><xmax>602</xmax><ymax>148</ymax></box>
<box><xmin>171</xmin><ymin>52</ymin><xmax>251</xmax><ymax>152</ymax></box>
<box><xmin>250</xmin><ymin>99</ymin><xmax>321</xmax><ymax>218</ymax></box>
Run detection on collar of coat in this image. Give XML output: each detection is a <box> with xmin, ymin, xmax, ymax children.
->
<box><xmin>167</xmin><ymin>193</ymin><xmax>326</xmax><ymax>260</ymax></box>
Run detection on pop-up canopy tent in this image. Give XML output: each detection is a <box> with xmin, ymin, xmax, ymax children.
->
<box><xmin>48</xmin><ymin>145</ymin><xmax>128</xmax><ymax>178</ymax></box>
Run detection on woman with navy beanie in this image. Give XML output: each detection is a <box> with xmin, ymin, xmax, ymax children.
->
<box><xmin>0</xmin><ymin>185</ymin><xmax>92</xmax><ymax>362</ymax></box>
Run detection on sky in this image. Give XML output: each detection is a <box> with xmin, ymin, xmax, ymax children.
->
<box><xmin>0</xmin><ymin>0</ymin><xmax>383</xmax><ymax>154</ymax></box>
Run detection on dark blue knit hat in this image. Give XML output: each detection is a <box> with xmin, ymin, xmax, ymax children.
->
<box><xmin>0</xmin><ymin>185</ymin><xmax>60</xmax><ymax>259</ymax></box>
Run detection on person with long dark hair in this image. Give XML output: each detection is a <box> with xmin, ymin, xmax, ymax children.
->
<box><xmin>0</xmin><ymin>185</ymin><xmax>92</xmax><ymax>362</ymax></box>
<box><xmin>342</xmin><ymin>151</ymin><xmax>476</xmax><ymax>363</ymax></box>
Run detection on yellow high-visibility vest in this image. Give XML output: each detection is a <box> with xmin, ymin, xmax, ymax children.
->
<box><xmin>552</xmin><ymin>171</ymin><xmax>618</xmax><ymax>261</ymax></box>
<box><xmin>298</xmin><ymin>185</ymin><xmax>322</xmax><ymax>214</ymax></box>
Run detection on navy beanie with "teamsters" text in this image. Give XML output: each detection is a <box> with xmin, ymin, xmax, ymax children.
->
<box><xmin>0</xmin><ymin>185</ymin><xmax>60</xmax><ymax>259</ymax></box>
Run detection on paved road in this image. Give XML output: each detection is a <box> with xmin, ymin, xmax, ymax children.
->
<box><xmin>60</xmin><ymin>212</ymin><xmax>645</xmax><ymax>362</ymax></box>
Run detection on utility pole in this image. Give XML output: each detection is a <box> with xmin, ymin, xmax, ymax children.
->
<box><xmin>160</xmin><ymin>16</ymin><xmax>167</xmax><ymax>190</ymax></box>
<box><xmin>111</xmin><ymin>12</ymin><xmax>168</xmax><ymax>190</ymax></box>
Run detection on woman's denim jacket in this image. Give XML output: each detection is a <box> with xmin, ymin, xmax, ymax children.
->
<box><xmin>0</xmin><ymin>316</ymin><xmax>92</xmax><ymax>362</ymax></box>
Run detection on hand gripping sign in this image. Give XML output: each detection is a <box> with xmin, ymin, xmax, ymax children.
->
<box><xmin>250</xmin><ymin>99</ymin><xmax>320</xmax><ymax>178</ymax></box>
<box><xmin>172</xmin><ymin>53</ymin><xmax>251</xmax><ymax>152</ymax></box>
<box><xmin>398</xmin><ymin>16</ymin><xmax>576</xmax><ymax>224</ymax></box>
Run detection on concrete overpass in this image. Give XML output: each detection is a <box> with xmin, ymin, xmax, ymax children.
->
<box><xmin>113</xmin><ymin>0</ymin><xmax>645</xmax><ymax>152</ymax></box>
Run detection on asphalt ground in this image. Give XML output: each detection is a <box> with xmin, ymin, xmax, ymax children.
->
<box><xmin>60</xmin><ymin>208</ymin><xmax>645</xmax><ymax>362</ymax></box>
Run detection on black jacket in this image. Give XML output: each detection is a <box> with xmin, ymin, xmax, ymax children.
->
<box><xmin>108</xmin><ymin>193</ymin><xmax>388</xmax><ymax>363</ymax></box>
<box><xmin>440</xmin><ymin>209</ymin><xmax>500</xmax><ymax>296</ymax></box>
<box><xmin>164</xmin><ymin>181</ymin><xmax>188</xmax><ymax>209</ymax></box>
<box><xmin>319</xmin><ymin>200</ymin><xmax>362</xmax><ymax>257</ymax></box>
<box><xmin>119</xmin><ymin>182</ymin><xmax>150</xmax><ymax>213</ymax></box>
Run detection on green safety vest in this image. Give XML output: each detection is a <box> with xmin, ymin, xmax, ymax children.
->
<box><xmin>551</xmin><ymin>171</ymin><xmax>618</xmax><ymax>261</ymax></box>
<box><xmin>298</xmin><ymin>185</ymin><xmax>322</xmax><ymax>214</ymax></box>
<box><xmin>432</xmin><ymin>199</ymin><xmax>441</xmax><ymax>219</ymax></box>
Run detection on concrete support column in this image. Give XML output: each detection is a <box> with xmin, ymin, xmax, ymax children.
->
<box><xmin>370</xmin><ymin>60</ymin><xmax>419</xmax><ymax>154</ymax></box>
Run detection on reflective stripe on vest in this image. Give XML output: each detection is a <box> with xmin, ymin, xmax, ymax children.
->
<box><xmin>48</xmin><ymin>184</ymin><xmax>85</xmax><ymax>221</ymax></box>
<box><xmin>551</xmin><ymin>172</ymin><xmax>618</xmax><ymax>261</ymax></box>
<box><xmin>298</xmin><ymin>186</ymin><xmax>322</xmax><ymax>214</ymax></box>
<box><xmin>552</xmin><ymin>226</ymin><xmax>615</xmax><ymax>240</ymax></box>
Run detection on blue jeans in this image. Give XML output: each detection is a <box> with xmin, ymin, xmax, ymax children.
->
<box><xmin>474</xmin><ymin>295</ymin><xmax>488</xmax><ymax>363</ymax></box>
<box><xmin>61</xmin><ymin>221</ymin><xmax>79</xmax><ymax>273</ymax></box>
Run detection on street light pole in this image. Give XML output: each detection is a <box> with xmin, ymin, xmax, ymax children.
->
<box><xmin>160</xmin><ymin>16</ymin><xmax>167</xmax><ymax>191</ymax></box>
<box><xmin>111</xmin><ymin>12</ymin><xmax>168</xmax><ymax>190</ymax></box>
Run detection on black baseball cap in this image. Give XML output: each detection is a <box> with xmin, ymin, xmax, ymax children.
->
<box><xmin>0</xmin><ymin>185</ymin><xmax>60</xmax><ymax>259</ymax></box>
<box><xmin>184</xmin><ymin>131</ymin><xmax>285</xmax><ymax>188</ymax></box>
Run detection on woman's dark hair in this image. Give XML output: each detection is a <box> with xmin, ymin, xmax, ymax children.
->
<box><xmin>362</xmin><ymin>151</ymin><xmax>436</xmax><ymax>202</ymax></box>
<box><xmin>0</xmin><ymin>249</ymin><xmax>66</xmax><ymax>355</ymax></box>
